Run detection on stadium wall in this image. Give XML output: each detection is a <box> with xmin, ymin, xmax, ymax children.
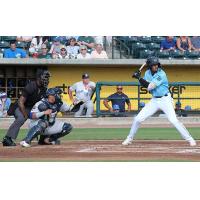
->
<box><xmin>0</xmin><ymin>59</ymin><xmax>200</xmax><ymax>110</ymax></box>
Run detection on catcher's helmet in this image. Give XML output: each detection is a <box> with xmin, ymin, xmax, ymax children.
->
<box><xmin>46</xmin><ymin>87</ymin><xmax>63</xmax><ymax>105</ymax></box>
<box><xmin>36</xmin><ymin>69</ymin><xmax>51</xmax><ymax>88</ymax></box>
<box><xmin>46</xmin><ymin>88</ymin><xmax>56</xmax><ymax>97</ymax></box>
<box><xmin>146</xmin><ymin>56</ymin><xmax>161</xmax><ymax>68</ymax></box>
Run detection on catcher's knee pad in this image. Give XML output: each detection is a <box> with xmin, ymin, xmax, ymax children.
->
<box><xmin>49</xmin><ymin>123</ymin><xmax>73</xmax><ymax>141</ymax></box>
<box><xmin>62</xmin><ymin>123</ymin><xmax>73</xmax><ymax>135</ymax></box>
<box><xmin>25</xmin><ymin>120</ymin><xmax>47</xmax><ymax>143</ymax></box>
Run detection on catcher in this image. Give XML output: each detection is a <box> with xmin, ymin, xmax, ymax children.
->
<box><xmin>20</xmin><ymin>87</ymin><xmax>83</xmax><ymax>147</ymax></box>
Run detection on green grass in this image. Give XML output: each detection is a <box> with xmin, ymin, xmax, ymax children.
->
<box><xmin>0</xmin><ymin>127</ymin><xmax>200</xmax><ymax>141</ymax></box>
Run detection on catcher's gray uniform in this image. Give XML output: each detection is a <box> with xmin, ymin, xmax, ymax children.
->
<box><xmin>69</xmin><ymin>81</ymin><xmax>96</xmax><ymax>117</ymax></box>
<box><xmin>29</xmin><ymin>99</ymin><xmax>70</xmax><ymax>135</ymax></box>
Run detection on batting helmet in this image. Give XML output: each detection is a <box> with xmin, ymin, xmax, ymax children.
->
<box><xmin>146</xmin><ymin>56</ymin><xmax>161</xmax><ymax>68</ymax></box>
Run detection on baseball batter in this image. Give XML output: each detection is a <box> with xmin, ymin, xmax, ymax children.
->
<box><xmin>20</xmin><ymin>88</ymin><xmax>73</xmax><ymax>147</ymax></box>
<box><xmin>69</xmin><ymin>73</ymin><xmax>96</xmax><ymax>117</ymax></box>
<box><xmin>122</xmin><ymin>56</ymin><xmax>196</xmax><ymax>146</ymax></box>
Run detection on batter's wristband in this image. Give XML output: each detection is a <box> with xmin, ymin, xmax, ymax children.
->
<box><xmin>35</xmin><ymin>111</ymin><xmax>45</xmax><ymax>118</ymax></box>
<box><xmin>139</xmin><ymin>78</ymin><xmax>150</xmax><ymax>88</ymax></box>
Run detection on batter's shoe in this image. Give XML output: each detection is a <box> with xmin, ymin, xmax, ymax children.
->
<box><xmin>2</xmin><ymin>136</ymin><xmax>16</xmax><ymax>147</ymax></box>
<box><xmin>20</xmin><ymin>141</ymin><xmax>31</xmax><ymax>148</ymax></box>
<box><xmin>189</xmin><ymin>139</ymin><xmax>197</xmax><ymax>147</ymax></box>
<box><xmin>122</xmin><ymin>137</ymin><xmax>133</xmax><ymax>145</ymax></box>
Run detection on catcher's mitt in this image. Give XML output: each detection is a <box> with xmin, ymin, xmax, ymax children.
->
<box><xmin>70</xmin><ymin>100</ymin><xmax>84</xmax><ymax>112</ymax></box>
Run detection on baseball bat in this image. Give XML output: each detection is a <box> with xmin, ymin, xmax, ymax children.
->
<box><xmin>139</xmin><ymin>62</ymin><xmax>146</xmax><ymax>72</ymax></box>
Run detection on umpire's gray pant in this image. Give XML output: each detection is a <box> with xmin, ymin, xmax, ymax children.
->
<box><xmin>75</xmin><ymin>100</ymin><xmax>94</xmax><ymax>117</ymax></box>
<box><xmin>6</xmin><ymin>107</ymin><xmax>31</xmax><ymax>139</ymax></box>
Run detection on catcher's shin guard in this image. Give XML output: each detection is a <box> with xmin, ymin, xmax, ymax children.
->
<box><xmin>24</xmin><ymin>120</ymin><xmax>47</xmax><ymax>144</ymax></box>
<box><xmin>49</xmin><ymin>123</ymin><xmax>73</xmax><ymax>141</ymax></box>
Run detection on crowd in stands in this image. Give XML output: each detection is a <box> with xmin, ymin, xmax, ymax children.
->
<box><xmin>1</xmin><ymin>36</ymin><xmax>200</xmax><ymax>59</ymax></box>
<box><xmin>160</xmin><ymin>36</ymin><xmax>200</xmax><ymax>52</ymax></box>
<box><xmin>1</xmin><ymin>36</ymin><xmax>108</xmax><ymax>59</ymax></box>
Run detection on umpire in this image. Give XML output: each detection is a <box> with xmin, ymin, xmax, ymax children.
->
<box><xmin>2</xmin><ymin>69</ymin><xmax>51</xmax><ymax>146</ymax></box>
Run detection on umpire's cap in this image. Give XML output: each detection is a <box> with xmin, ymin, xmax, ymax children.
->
<box><xmin>82</xmin><ymin>73</ymin><xmax>90</xmax><ymax>79</ymax></box>
<box><xmin>146</xmin><ymin>56</ymin><xmax>161</xmax><ymax>68</ymax></box>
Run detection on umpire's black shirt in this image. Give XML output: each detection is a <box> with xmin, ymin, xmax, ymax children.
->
<box><xmin>21</xmin><ymin>81</ymin><xmax>46</xmax><ymax>109</ymax></box>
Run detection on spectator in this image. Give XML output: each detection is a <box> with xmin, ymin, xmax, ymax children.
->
<box><xmin>77</xmin><ymin>45</ymin><xmax>91</xmax><ymax>59</ymax></box>
<box><xmin>176</xmin><ymin>36</ymin><xmax>192</xmax><ymax>51</ymax></box>
<box><xmin>66</xmin><ymin>37</ymin><xmax>80</xmax><ymax>59</ymax></box>
<box><xmin>57</xmin><ymin>45</ymin><xmax>69</xmax><ymax>59</ymax></box>
<box><xmin>91</xmin><ymin>44</ymin><xmax>108</xmax><ymax>59</ymax></box>
<box><xmin>49</xmin><ymin>38</ymin><xmax>62</xmax><ymax>55</ymax></box>
<box><xmin>94</xmin><ymin>36</ymin><xmax>104</xmax><ymax>45</ymax></box>
<box><xmin>69</xmin><ymin>73</ymin><xmax>96</xmax><ymax>117</ymax></box>
<box><xmin>38</xmin><ymin>44</ymin><xmax>51</xmax><ymax>59</ymax></box>
<box><xmin>51</xmin><ymin>36</ymin><xmax>68</xmax><ymax>44</ymax></box>
<box><xmin>29</xmin><ymin>36</ymin><xmax>48</xmax><ymax>55</ymax></box>
<box><xmin>191</xmin><ymin>36</ymin><xmax>200</xmax><ymax>51</ymax></box>
<box><xmin>0</xmin><ymin>92</ymin><xmax>11</xmax><ymax>118</ymax></box>
<box><xmin>77</xmin><ymin>36</ymin><xmax>95</xmax><ymax>52</ymax></box>
<box><xmin>16</xmin><ymin>36</ymin><xmax>33</xmax><ymax>43</ymax></box>
<box><xmin>103</xmin><ymin>86</ymin><xmax>131</xmax><ymax>116</ymax></box>
<box><xmin>160</xmin><ymin>36</ymin><xmax>176</xmax><ymax>51</ymax></box>
<box><xmin>4</xmin><ymin>41</ymin><xmax>27</xmax><ymax>58</ymax></box>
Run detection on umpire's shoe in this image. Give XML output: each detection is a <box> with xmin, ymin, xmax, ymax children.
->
<box><xmin>2</xmin><ymin>136</ymin><xmax>16</xmax><ymax>147</ymax></box>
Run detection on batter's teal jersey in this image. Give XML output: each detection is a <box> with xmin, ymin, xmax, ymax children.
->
<box><xmin>143</xmin><ymin>68</ymin><xmax>169</xmax><ymax>97</ymax></box>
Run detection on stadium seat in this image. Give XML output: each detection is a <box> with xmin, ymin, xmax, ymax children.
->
<box><xmin>157</xmin><ymin>50</ymin><xmax>170</xmax><ymax>59</ymax></box>
<box><xmin>139</xmin><ymin>36</ymin><xmax>152</xmax><ymax>43</ymax></box>
<box><xmin>151</xmin><ymin>36</ymin><xmax>165</xmax><ymax>44</ymax></box>
<box><xmin>127</xmin><ymin>36</ymin><xmax>139</xmax><ymax>43</ymax></box>
<box><xmin>132</xmin><ymin>42</ymin><xmax>146</xmax><ymax>58</ymax></box>
<box><xmin>171</xmin><ymin>50</ymin><xmax>185</xmax><ymax>59</ymax></box>
<box><xmin>2</xmin><ymin>36</ymin><xmax>16</xmax><ymax>41</ymax></box>
<box><xmin>132</xmin><ymin>42</ymin><xmax>146</xmax><ymax>50</ymax></box>
<box><xmin>139</xmin><ymin>49</ymin><xmax>154</xmax><ymax>58</ymax></box>
<box><xmin>0</xmin><ymin>41</ymin><xmax>10</xmax><ymax>48</ymax></box>
<box><xmin>16</xmin><ymin>41</ymin><xmax>27</xmax><ymax>48</ymax></box>
<box><xmin>186</xmin><ymin>51</ymin><xmax>200</xmax><ymax>59</ymax></box>
<box><xmin>146</xmin><ymin>43</ymin><xmax>160</xmax><ymax>51</ymax></box>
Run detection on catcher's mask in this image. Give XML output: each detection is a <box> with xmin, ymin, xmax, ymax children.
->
<box><xmin>37</xmin><ymin>70</ymin><xmax>51</xmax><ymax>88</ymax></box>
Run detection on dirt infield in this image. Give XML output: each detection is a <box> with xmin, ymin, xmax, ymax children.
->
<box><xmin>0</xmin><ymin>140</ymin><xmax>200</xmax><ymax>161</ymax></box>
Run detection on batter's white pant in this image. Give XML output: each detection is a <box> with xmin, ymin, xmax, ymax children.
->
<box><xmin>75</xmin><ymin>100</ymin><xmax>94</xmax><ymax>117</ymax></box>
<box><xmin>29</xmin><ymin>119</ymin><xmax>64</xmax><ymax>135</ymax></box>
<box><xmin>127</xmin><ymin>94</ymin><xmax>194</xmax><ymax>142</ymax></box>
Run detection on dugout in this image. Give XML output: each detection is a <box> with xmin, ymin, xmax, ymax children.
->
<box><xmin>0</xmin><ymin>58</ymin><xmax>200</xmax><ymax>115</ymax></box>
